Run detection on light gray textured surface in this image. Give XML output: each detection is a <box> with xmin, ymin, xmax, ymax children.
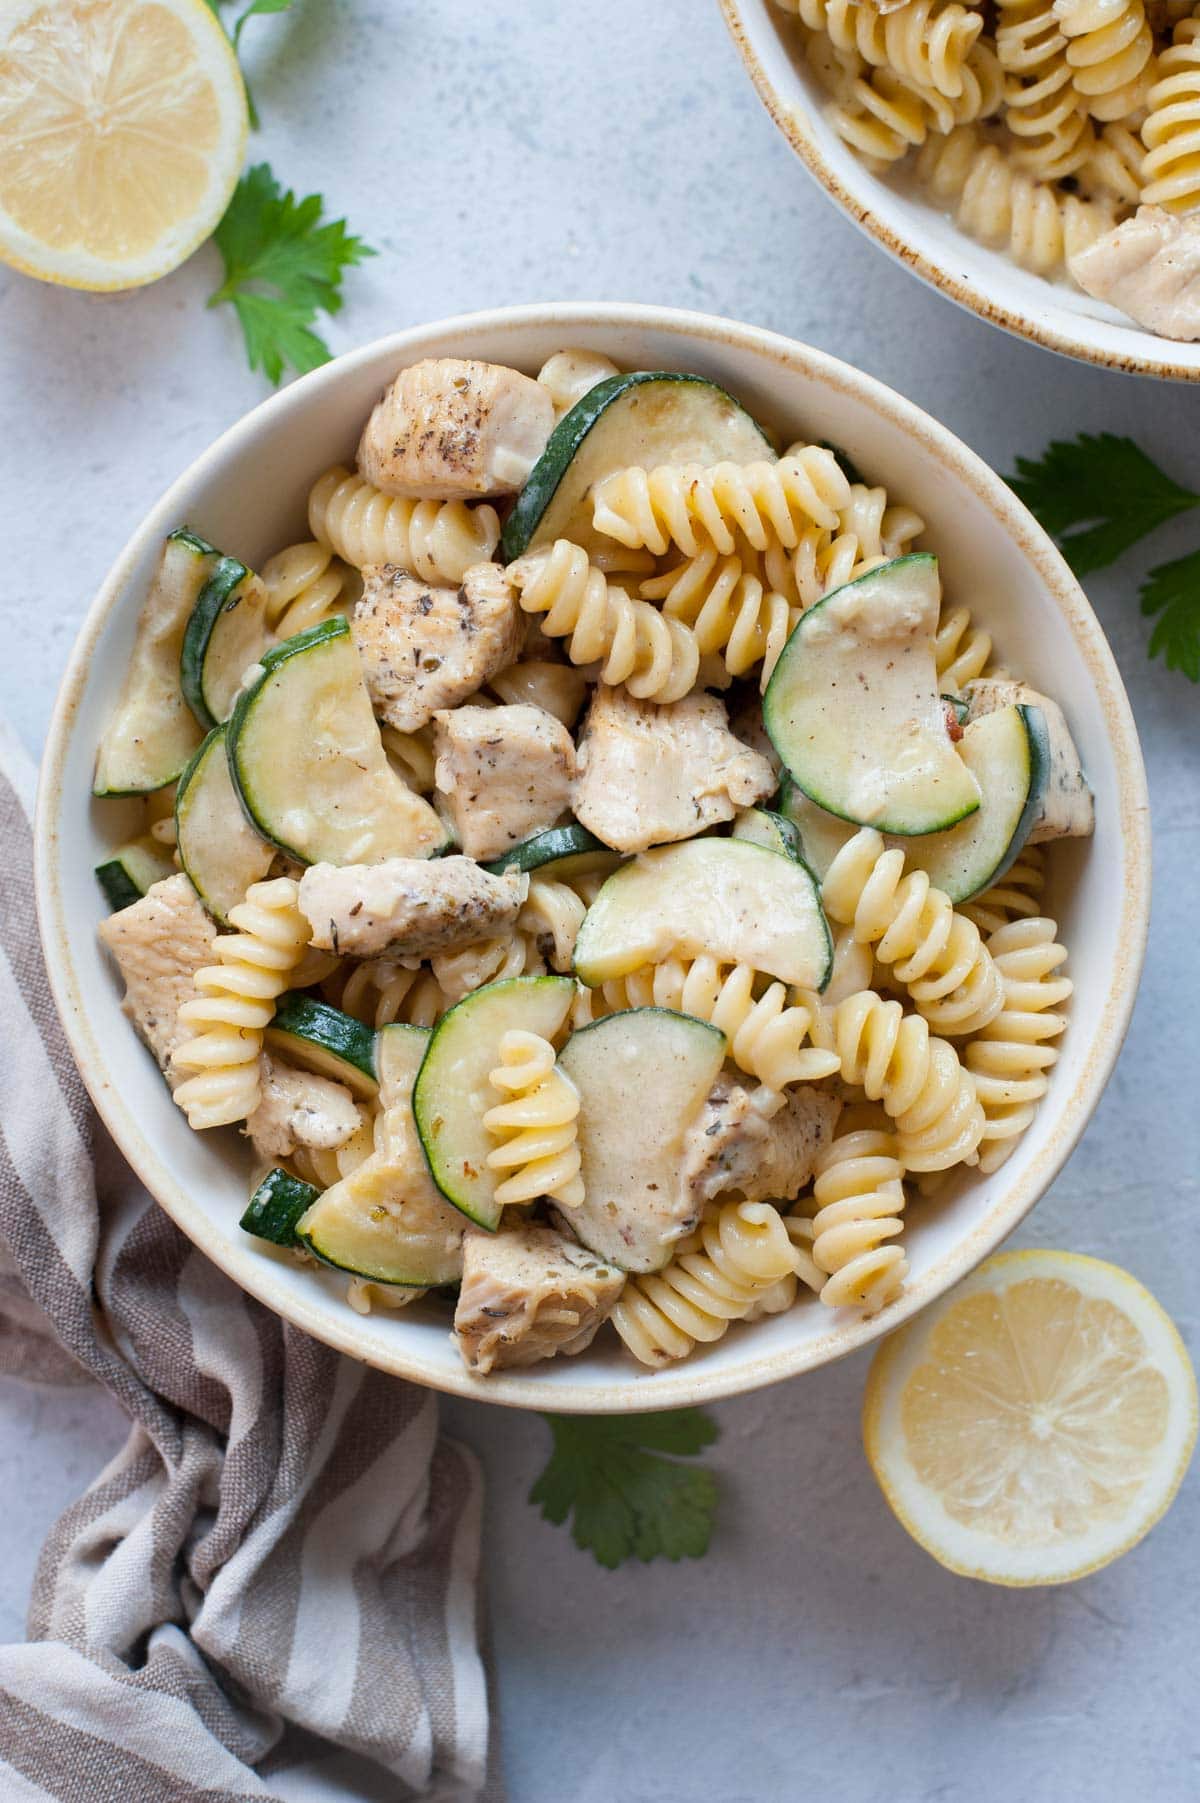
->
<box><xmin>1</xmin><ymin>2</ymin><xmax>1197</xmax><ymax>1797</ymax></box>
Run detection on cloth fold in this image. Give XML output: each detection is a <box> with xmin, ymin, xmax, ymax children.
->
<box><xmin>0</xmin><ymin>724</ymin><xmax>498</xmax><ymax>1801</ymax></box>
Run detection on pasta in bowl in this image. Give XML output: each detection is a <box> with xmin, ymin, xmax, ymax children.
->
<box><xmin>36</xmin><ymin>304</ymin><xmax>1148</xmax><ymax>1409</ymax></box>
<box><xmin>723</xmin><ymin>0</ymin><xmax>1200</xmax><ymax>379</ymax></box>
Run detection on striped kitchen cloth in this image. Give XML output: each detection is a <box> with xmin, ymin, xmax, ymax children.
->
<box><xmin>0</xmin><ymin>723</ymin><xmax>500</xmax><ymax>1802</ymax></box>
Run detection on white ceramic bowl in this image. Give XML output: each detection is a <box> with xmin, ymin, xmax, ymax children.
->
<box><xmin>723</xmin><ymin>0</ymin><xmax>1200</xmax><ymax>383</ymax></box>
<box><xmin>36</xmin><ymin>303</ymin><xmax>1150</xmax><ymax>1410</ymax></box>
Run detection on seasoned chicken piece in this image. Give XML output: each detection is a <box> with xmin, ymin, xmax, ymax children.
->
<box><xmin>573</xmin><ymin>685</ymin><xmax>776</xmax><ymax>853</ymax></box>
<box><xmin>245</xmin><ymin>1057</ymin><xmax>361</xmax><ymax>1159</ymax></box>
<box><xmin>353</xmin><ymin>562</ymin><xmax>524</xmax><ymax>734</ymax></box>
<box><xmin>453</xmin><ymin>1225</ymin><xmax>625</xmax><ymax>1375</ymax></box>
<box><xmin>964</xmin><ymin>678</ymin><xmax>1094</xmax><ymax>843</ymax></box>
<box><xmin>433</xmin><ymin>703</ymin><xmax>576</xmax><ymax>861</ymax></box>
<box><xmin>682</xmin><ymin>1076</ymin><xmax>842</xmax><ymax>1206</ymax></box>
<box><xmin>358</xmin><ymin>358</ymin><xmax>555</xmax><ymax>500</ymax></box>
<box><xmin>97</xmin><ymin>875</ymin><xmax>217</xmax><ymax>1086</ymax></box>
<box><xmin>298</xmin><ymin>856</ymin><xmax>528</xmax><ymax>958</ymax></box>
<box><xmin>1070</xmin><ymin>207</ymin><xmax>1200</xmax><ymax>341</ymax></box>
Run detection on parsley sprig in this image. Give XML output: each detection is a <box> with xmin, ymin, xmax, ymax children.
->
<box><xmin>209</xmin><ymin>165</ymin><xmax>374</xmax><ymax>384</ymax></box>
<box><xmin>1009</xmin><ymin>433</ymin><xmax>1200</xmax><ymax>681</ymax></box>
<box><xmin>204</xmin><ymin>0</ymin><xmax>294</xmax><ymax>126</ymax></box>
<box><xmin>531</xmin><ymin>1409</ymin><xmax>720</xmax><ymax>1568</ymax></box>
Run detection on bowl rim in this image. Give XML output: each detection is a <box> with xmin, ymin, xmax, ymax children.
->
<box><xmin>720</xmin><ymin>0</ymin><xmax>1200</xmax><ymax>385</ymax></box>
<box><xmin>34</xmin><ymin>299</ymin><xmax>1152</xmax><ymax>1411</ymax></box>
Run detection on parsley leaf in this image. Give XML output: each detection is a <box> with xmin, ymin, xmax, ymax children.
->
<box><xmin>531</xmin><ymin>1409</ymin><xmax>719</xmax><ymax>1569</ymax></box>
<box><xmin>209</xmin><ymin>165</ymin><xmax>374</xmax><ymax>384</ymax></box>
<box><xmin>1008</xmin><ymin>433</ymin><xmax>1199</xmax><ymax>575</ymax></box>
<box><xmin>1140</xmin><ymin>550</ymin><xmax>1200</xmax><ymax>682</ymax></box>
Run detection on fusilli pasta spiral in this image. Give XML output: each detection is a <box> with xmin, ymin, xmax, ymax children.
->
<box><xmin>591</xmin><ymin>446</ymin><xmax>853</xmax><ymax>558</ymax></box>
<box><xmin>611</xmin><ymin>1200</ymin><xmax>800</xmax><ymax>1366</ymax></box>
<box><xmin>380</xmin><ymin>723</ymin><xmax>437</xmax><ymax>794</ymax></box>
<box><xmin>639</xmin><ymin>549</ymin><xmax>800</xmax><ymax>687</ymax></box>
<box><xmin>809</xmin><ymin>1113</ymin><xmax>909</xmax><ymax>1312</ymax></box>
<box><xmin>290</xmin><ymin>1106</ymin><xmax>377</xmax><ymax>1191</ymax></box>
<box><xmin>330</xmin><ymin>959</ymin><xmax>451</xmax><ymax>1029</ymax></box>
<box><xmin>965</xmin><ymin>917</ymin><xmax>1072</xmax><ymax>1171</ymax></box>
<box><xmin>261</xmin><ymin>540</ymin><xmax>358</xmax><ymax>640</ymax></box>
<box><xmin>808</xmin><ymin>990</ymin><xmax>985</xmax><ymax>1171</ymax></box>
<box><xmin>536</xmin><ymin>348</ymin><xmax>620</xmax><ymax>415</ymax></box>
<box><xmin>308</xmin><ymin>465</ymin><xmax>501</xmax><ymax>584</ymax></box>
<box><xmin>1140</xmin><ymin>17</ymin><xmax>1200</xmax><ymax>211</ymax></box>
<box><xmin>483</xmin><ymin>659</ymin><xmax>589</xmax><ymax>727</ymax></box>
<box><xmin>1055</xmin><ymin>0</ymin><xmax>1155</xmax><ymax>121</ymax></box>
<box><xmin>519</xmin><ymin>877</ymin><xmax>589</xmax><ymax>973</ymax></box>
<box><xmin>915</xmin><ymin>126</ymin><xmax>1114</xmax><ymax>272</ymax></box>
<box><xmin>173</xmin><ymin>878</ymin><xmax>311</xmax><ymax>1129</ymax></box>
<box><xmin>483</xmin><ymin>1030</ymin><xmax>584</xmax><ymax>1208</ymax></box>
<box><xmin>997</xmin><ymin>0</ymin><xmax>1097</xmax><ymax>180</ymax></box>
<box><xmin>822</xmin><ymin>829</ymin><xmax>1005</xmax><ymax>1036</ymax></box>
<box><xmin>608</xmin><ymin>955</ymin><xmax>842</xmax><ymax>1092</ymax></box>
<box><xmin>820</xmin><ymin>0</ymin><xmax>986</xmax><ymax>99</ymax></box>
<box><xmin>431</xmin><ymin>933</ymin><xmax>545</xmax><ymax>1003</ymax></box>
<box><xmin>934</xmin><ymin>600</ymin><xmax>996</xmax><ymax>689</ymax></box>
<box><xmin>505</xmin><ymin>539</ymin><xmax>701</xmax><ymax>703</ymax></box>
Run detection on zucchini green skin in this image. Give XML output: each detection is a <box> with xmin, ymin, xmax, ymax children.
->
<box><xmin>94</xmin><ymin>861</ymin><xmax>143</xmax><ymax>912</ymax></box>
<box><xmin>984</xmin><ymin>703</ymin><xmax>1049</xmax><ymax>891</ymax></box>
<box><xmin>92</xmin><ymin>528</ymin><xmax>220</xmax><ymax>797</ymax></box>
<box><xmin>730</xmin><ymin>807</ymin><xmax>803</xmax><ymax>862</ymax></box>
<box><xmin>501</xmin><ymin>370</ymin><xmax>772</xmax><ymax>559</ymax></box>
<box><xmin>224</xmin><ymin>616</ymin><xmax>347</xmax><ymax>858</ymax></box>
<box><xmin>763</xmin><ymin>555</ymin><xmax>981</xmax><ymax>838</ymax></box>
<box><xmin>241</xmin><ymin>1168</ymin><xmax>320</xmax><ymax>1246</ymax></box>
<box><xmin>180</xmin><ymin>553</ymin><xmax>252</xmax><ymax>730</ymax></box>
<box><xmin>175</xmin><ymin>724</ymin><xmax>273</xmax><ymax>925</ymax></box>
<box><xmin>265</xmin><ymin>994</ymin><xmax>379</xmax><ymax>1098</ymax></box>
<box><xmin>94</xmin><ymin>837</ymin><xmax>176</xmax><ymax>911</ymax></box>
<box><xmin>483</xmin><ymin>823</ymin><xmax>609</xmax><ymax>876</ymax></box>
<box><xmin>413</xmin><ymin>974</ymin><xmax>577</xmax><ymax>1230</ymax></box>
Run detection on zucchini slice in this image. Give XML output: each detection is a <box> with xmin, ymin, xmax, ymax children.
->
<box><xmin>94</xmin><ymin>836</ymin><xmax>176</xmax><ymax>912</ymax></box>
<box><xmin>181</xmin><ymin>557</ymin><xmax>273</xmax><ymax>730</ymax></box>
<box><xmin>573</xmin><ymin>838</ymin><xmax>832</xmax><ymax>991</ymax></box>
<box><xmin>501</xmin><ymin>371</ymin><xmax>774</xmax><ymax>560</ymax></box>
<box><xmin>483</xmin><ymin>823</ymin><xmax>620</xmax><ymax>884</ymax></box>
<box><xmin>730</xmin><ymin>806</ymin><xmax>803</xmax><ymax>862</ymax></box>
<box><xmin>175</xmin><ymin>726</ymin><xmax>273</xmax><ymax>925</ymax></box>
<box><xmin>94</xmin><ymin>528</ymin><xmax>217</xmax><ymax>795</ymax></box>
<box><xmin>241</xmin><ymin>1168</ymin><xmax>320</xmax><ymax>1246</ymax></box>
<box><xmin>226</xmin><ymin>617</ymin><xmax>445</xmax><ymax>865</ymax></box>
<box><xmin>294</xmin><ymin>1025</ymin><xmax>465</xmax><ymax>1288</ymax></box>
<box><xmin>265</xmin><ymin>994</ymin><xmax>378</xmax><ymax>1100</ymax></box>
<box><xmin>558</xmin><ymin>1008</ymin><xmax>726</xmax><ymax>1272</ymax></box>
<box><xmin>763</xmin><ymin>556</ymin><xmax>982</xmax><ymax>837</ymax></box>
<box><xmin>781</xmin><ymin>705</ymin><xmax>1048</xmax><ymax>902</ymax></box>
<box><xmin>413</xmin><ymin>975</ymin><xmax>576</xmax><ymax>1230</ymax></box>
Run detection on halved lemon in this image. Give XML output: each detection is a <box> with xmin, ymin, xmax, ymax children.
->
<box><xmin>0</xmin><ymin>0</ymin><xmax>247</xmax><ymax>290</ymax></box>
<box><xmin>863</xmin><ymin>1251</ymin><xmax>1197</xmax><ymax>1586</ymax></box>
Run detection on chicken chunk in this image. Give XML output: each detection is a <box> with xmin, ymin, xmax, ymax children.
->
<box><xmin>965</xmin><ymin>678</ymin><xmax>1094</xmax><ymax>843</ymax></box>
<box><xmin>298</xmin><ymin>856</ymin><xmax>528</xmax><ymax>958</ymax></box>
<box><xmin>245</xmin><ymin>1057</ymin><xmax>361</xmax><ymax>1159</ymax></box>
<box><xmin>453</xmin><ymin>1225</ymin><xmax>625</xmax><ymax>1375</ymax></box>
<box><xmin>573</xmin><ymin>685</ymin><xmax>776</xmax><ymax>853</ymax></box>
<box><xmin>353</xmin><ymin>562</ymin><xmax>523</xmax><ymax>734</ymax></box>
<box><xmin>433</xmin><ymin>703</ymin><xmax>576</xmax><ymax>861</ymax></box>
<box><xmin>358</xmin><ymin>358</ymin><xmax>555</xmax><ymax>500</ymax></box>
<box><xmin>1070</xmin><ymin>206</ymin><xmax>1200</xmax><ymax>341</ymax></box>
<box><xmin>97</xmin><ymin>875</ymin><xmax>217</xmax><ymax>1086</ymax></box>
<box><xmin>682</xmin><ymin>1076</ymin><xmax>841</xmax><ymax>1206</ymax></box>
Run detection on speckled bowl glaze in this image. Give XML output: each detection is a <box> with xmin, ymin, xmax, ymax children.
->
<box><xmin>722</xmin><ymin>0</ymin><xmax>1200</xmax><ymax>382</ymax></box>
<box><xmin>35</xmin><ymin>303</ymin><xmax>1150</xmax><ymax>1410</ymax></box>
